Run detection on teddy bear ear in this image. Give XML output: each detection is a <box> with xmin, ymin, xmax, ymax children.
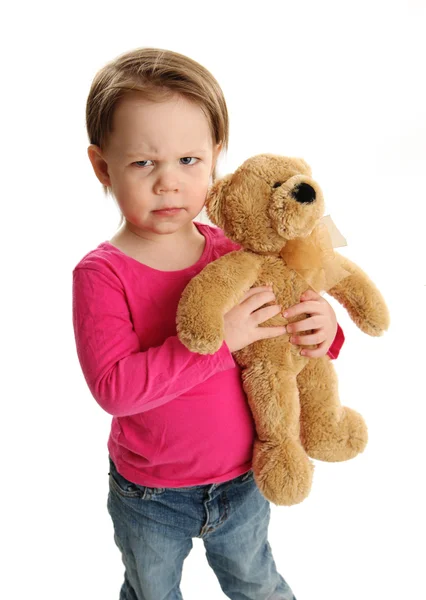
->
<box><xmin>205</xmin><ymin>173</ymin><xmax>233</xmax><ymax>229</ymax></box>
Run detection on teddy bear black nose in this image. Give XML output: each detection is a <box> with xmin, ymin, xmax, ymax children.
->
<box><xmin>291</xmin><ymin>183</ymin><xmax>316</xmax><ymax>204</ymax></box>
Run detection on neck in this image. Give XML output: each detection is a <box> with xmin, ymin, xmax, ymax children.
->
<box><xmin>122</xmin><ymin>220</ymin><xmax>201</xmax><ymax>248</ymax></box>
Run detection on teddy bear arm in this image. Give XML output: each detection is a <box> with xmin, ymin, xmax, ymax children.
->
<box><xmin>176</xmin><ymin>250</ymin><xmax>263</xmax><ymax>354</ymax></box>
<box><xmin>327</xmin><ymin>253</ymin><xmax>390</xmax><ymax>336</ymax></box>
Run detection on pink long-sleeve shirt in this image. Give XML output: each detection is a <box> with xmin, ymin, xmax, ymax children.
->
<box><xmin>72</xmin><ymin>221</ymin><xmax>345</xmax><ymax>488</ymax></box>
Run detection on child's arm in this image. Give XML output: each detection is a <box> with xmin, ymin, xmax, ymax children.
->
<box><xmin>72</xmin><ymin>267</ymin><xmax>235</xmax><ymax>418</ymax></box>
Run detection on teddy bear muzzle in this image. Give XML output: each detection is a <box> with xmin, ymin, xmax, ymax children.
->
<box><xmin>291</xmin><ymin>182</ymin><xmax>316</xmax><ymax>204</ymax></box>
<box><xmin>269</xmin><ymin>175</ymin><xmax>324</xmax><ymax>239</ymax></box>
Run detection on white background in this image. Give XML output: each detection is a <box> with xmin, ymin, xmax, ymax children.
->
<box><xmin>2</xmin><ymin>1</ymin><xmax>425</xmax><ymax>599</ymax></box>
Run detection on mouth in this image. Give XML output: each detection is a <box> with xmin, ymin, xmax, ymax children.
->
<box><xmin>152</xmin><ymin>207</ymin><xmax>183</xmax><ymax>215</ymax></box>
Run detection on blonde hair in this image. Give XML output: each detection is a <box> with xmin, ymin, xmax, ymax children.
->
<box><xmin>85</xmin><ymin>47</ymin><xmax>229</xmax><ymax>229</ymax></box>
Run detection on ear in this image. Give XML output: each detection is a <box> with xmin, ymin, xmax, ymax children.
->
<box><xmin>87</xmin><ymin>144</ymin><xmax>111</xmax><ymax>186</ymax></box>
<box><xmin>205</xmin><ymin>173</ymin><xmax>233</xmax><ymax>229</ymax></box>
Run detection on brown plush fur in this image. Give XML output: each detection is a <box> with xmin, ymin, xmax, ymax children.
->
<box><xmin>176</xmin><ymin>154</ymin><xmax>390</xmax><ymax>506</ymax></box>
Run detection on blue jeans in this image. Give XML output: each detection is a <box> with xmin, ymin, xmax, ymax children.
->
<box><xmin>107</xmin><ymin>456</ymin><xmax>296</xmax><ymax>600</ymax></box>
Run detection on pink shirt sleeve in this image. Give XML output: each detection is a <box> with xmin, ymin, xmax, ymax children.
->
<box><xmin>72</xmin><ymin>267</ymin><xmax>235</xmax><ymax>417</ymax></box>
<box><xmin>327</xmin><ymin>323</ymin><xmax>345</xmax><ymax>359</ymax></box>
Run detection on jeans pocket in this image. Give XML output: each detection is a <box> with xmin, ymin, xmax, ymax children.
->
<box><xmin>108</xmin><ymin>470</ymin><xmax>143</xmax><ymax>498</ymax></box>
<box><xmin>108</xmin><ymin>457</ymin><xmax>165</xmax><ymax>499</ymax></box>
<box><xmin>240</xmin><ymin>469</ymin><xmax>254</xmax><ymax>482</ymax></box>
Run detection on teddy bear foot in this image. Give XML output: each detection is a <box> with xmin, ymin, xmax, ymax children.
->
<box><xmin>303</xmin><ymin>407</ymin><xmax>368</xmax><ymax>462</ymax></box>
<box><xmin>252</xmin><ymin>436</ymin><xmax>314</xmax><ymax>506</ymax></box>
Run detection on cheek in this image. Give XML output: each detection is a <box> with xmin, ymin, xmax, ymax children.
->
<box><xmin>191</xmin><ymin>161</ymin><xmax>211</xmax><ymax>179</ymax></box>
<box><xmin>193</xmin><ymin>170</ymin><xmax>211</xmax><ymax>190</ymax></box>
<box><xmin>121</xmin><ymin>173</ymin><xmax>149</xmax><ymax>197</ymax></box>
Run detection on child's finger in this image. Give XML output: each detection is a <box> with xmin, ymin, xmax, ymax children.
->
<box><xmin>287</xmin><ymin>316</ymin><xmax>321</xmax><ymax>334</ymax></box>
<box><xmin>241</xmin><ymin>286</ymin><xmax>273</xmax><ymax>300</ymax></box>
<box><xmin>290</xmin><ymin>331</ymin><xmax>326</xmax><ymax>346</ymax></box>
<box><xmin>300</xmin><ymin>289</ymin><xmax>323</xmax><ymax>302</ymax></box>
<box><xmin>300</xmin><ymin>289</ymin><xmax>321</xmax><ymax>301</ymax></box>
<box><xmin>282</xmin><ymin>300</ymin><xmax>320</xmax><ymax>318</ymax></box>
<box><xmin>300</xmin><ymin>339</ymin><xmax>328</xmax><ymax>358</ymax></box>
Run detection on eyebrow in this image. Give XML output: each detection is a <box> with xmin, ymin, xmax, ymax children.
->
<box><xmin>126</xmin><ymin>149</ymin><xmax>208</xmax><ymax>158</ymax></box>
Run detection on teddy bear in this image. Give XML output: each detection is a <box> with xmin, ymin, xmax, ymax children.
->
<box><xmin>176</xmin><ymin>154</ymin><xmax>390</xmax><ymax>506</ymax></box>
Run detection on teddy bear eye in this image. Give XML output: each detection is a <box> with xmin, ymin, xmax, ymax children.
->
<box><xmin>272</xmin><ymin>182</ymin><xmax>282</xmax><ymax>189</ymax></box>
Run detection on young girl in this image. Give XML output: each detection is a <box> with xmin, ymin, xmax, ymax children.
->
<box><xmin>73</xmin><ymin>47</ymin><xmax>345</xmax><ymax>600</ymax></box>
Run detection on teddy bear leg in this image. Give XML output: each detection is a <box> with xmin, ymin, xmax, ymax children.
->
<box><xmin>242</xmin><ymin>363</ymin><xmax>314</xmax><ymax>506</ymax></box>
<box><xmin>296</xmin><ymin>356</ymin><xmax>368</xmax><ymax>461</ymax></box>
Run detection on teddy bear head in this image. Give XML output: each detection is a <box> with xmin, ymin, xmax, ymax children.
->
<box><xmin>206</xmin><ymin>154</ymin><xmax>325</xmax><ymax>254</ymax></box>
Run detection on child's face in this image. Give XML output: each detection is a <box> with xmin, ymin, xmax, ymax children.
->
<box><xmin>89</xmin><ymin>92</ymin><xmax>221</xmax><ymax>237</ymax></box>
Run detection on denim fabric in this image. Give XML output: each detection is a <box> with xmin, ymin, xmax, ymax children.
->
<box><xmin>107</xmin><ymin>456</ymin><xmax>296</xmax><ymax>600</ymax></box>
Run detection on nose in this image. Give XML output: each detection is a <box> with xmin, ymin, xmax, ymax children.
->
<box><xmin>153</xmin><ymin>167</ymin><xmax>179</xmax><ymax>194</ymax></box>
<box><xmin>291</xmin><ymin>183</ymin><xmax>316</xmax><ymax>204</ymax></box>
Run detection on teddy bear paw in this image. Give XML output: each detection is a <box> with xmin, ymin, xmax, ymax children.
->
<box><xmin>177</xmin><ymin>326</ymin><xmax>224</xmax><ymax>355</ymax></box>
<box><xmin>252</xmin><ymin>436</ymin><xmax>314</xmax><ymax>506</ymax></box>
<box><xmin>303</xmin><ymin>407</ymin><xmax>368</xmax><ymax>462</ymax></box>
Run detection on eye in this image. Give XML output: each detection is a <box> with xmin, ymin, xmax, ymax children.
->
<box><xmin>272</xmin><ymin>182</ymin><xmax>282</xmax><ymax>189</ymax></box>
<box><xmin>180</xmin><ymin>157</ymin><xmax>199</xmax><ymax>165</ymax></box>
<box><xmin>133</xmin><ymin>160</ymin><xmax>153</xmax><ymax>168</ymax></box>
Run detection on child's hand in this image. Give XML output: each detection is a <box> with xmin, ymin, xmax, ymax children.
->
<box><xmin>224</xmin><ymin>286</ymin><xmax>288</xmax><ymax>353</ymax></box>
<box><xmin>283</xmin><ymin>289</ymin><xmax>338</xmax><ymax>358</ymax></box>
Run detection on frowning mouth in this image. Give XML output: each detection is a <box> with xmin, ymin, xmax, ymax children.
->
<box><xmin>152</xmin><ymin>207</ymin><xmax>183</xmax><ymax>216</ymax></box>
